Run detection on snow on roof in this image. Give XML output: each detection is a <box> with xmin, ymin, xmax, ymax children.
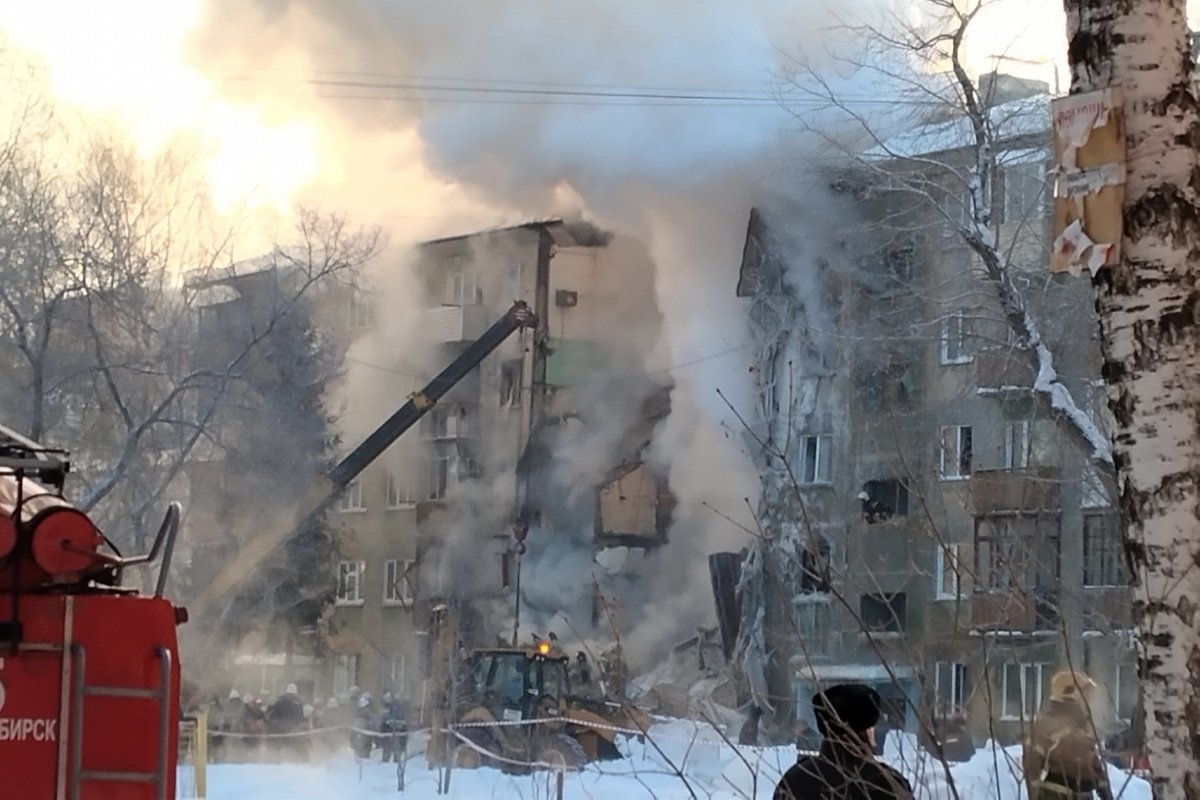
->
<box><xmin>789</xmin><ymin>662</ymin><xmax>917</xmax><ymax>681</ymax></box>
<box><xmin>866</xmin><ymin>94</ymin><xmax>1050</xmax><ymax>160</ymax></box>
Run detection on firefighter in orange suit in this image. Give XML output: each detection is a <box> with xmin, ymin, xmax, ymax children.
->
<box><xmin>1024</xmin><ymin>670</ymin><xmax>1113</xmax><ymax>800</ymax></box>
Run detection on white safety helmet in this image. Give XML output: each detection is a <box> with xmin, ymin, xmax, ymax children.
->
<box><xmin>326</xmin><ymin>697</ymin><xmax>339</xmax><ymax>709</ymax></box>
<box><xmin>228</xmin><ymin>689</ymin><xmax>241</xmax><ymax>701</ymax></box>
<box><xmin>286</xmin><ymin>683</ymin><xmax>299</xmax><ymax>696</ymax></box>
<box><xmin>358</xmin><ymin>692</ymin><xmax>372</xmax><ymax>708</ymax></box>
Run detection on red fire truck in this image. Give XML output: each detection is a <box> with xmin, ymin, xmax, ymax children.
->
<box><xmin>0</xmin><ymin>426</ymin><xmax>186</xmax><ymax>800</ymax></box>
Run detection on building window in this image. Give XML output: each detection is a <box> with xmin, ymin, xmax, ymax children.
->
<box><xmin>337</xmin><ymin>480</ymin><xmax>366</xmax><ymax>513</ymax></box>
<box><xmin>500</xmin><ymin>359</ymin><xmax>523</xmax><ymax>408</ymax></box>
<box><xmin>336</xmin><ymin>561</ymin><xmax>364</xmax><ymax>605</ymax></box>
<box><xmin>939</xmin><ymin>425</ymin><xmax>973</xmax><ymax>479</ymax></box>
<box><xmin>794</xmin><ymin>598</ymin><xmax>831</xmax><ymax>656</ymax></box>
<box><xmin>1003</xmin><ymin>421</ymin><xmax>1030</xmax><ymax>470</ymax></box>
<box><xmin>332</xmin><ymin>654</ymin><xmax>359</xmax><ymax>695</ymax></box>
<box><xmin>939</xmin><ymin>312</ymin><xmax>974</xmax><ymax>365</ymax></box>
<box><xmin>799</xmin><ymin>535</ymin><xmax>832</xmax><ymax>593</ymax></box>
<box><xmin>796</xmin><ymin>435</ymin><xmax>833</xmax><ymax>485</ymax></box>
<box><xmin>860</xmin><ymin>479</ymin><xmax>909</xmax><ymax>523</ymax></box>
<box><xmin>347</xmin><ymin>290</ymin><xmax>370</xmax><ymax>329</ymax></box>
<box><xmin>883</xmin><ymin>243</ymin><xmax>915</xmax><ymax>286</ymax></box>
<box><xmin>934</xmin><ymin>662</ymin><xmax>968</xmax><ymax>716</ymax></box>
<box><xmin>383</xmin><ymin>559</ymin><xmax>414</xmax><ymax>606</ymax></box>
<box><xmin>1114</xmin><ymin>663</ymin><xmax>1138</xmax><ymax>723</ymax></box>
<box><xmin>999</xmin><ymin>161</ymin><xmax>1048</xmax><ymax>224</ymax></box>
<box><xmin>935</xmin><ymin>544</ymin><xmax>966</xmax><ymax>600</ymax></box>
<box><xmin>862</xmin><ymin>361</ymin><xmax>912</xmax><ymax>411</ymax></box>
<box><xmin>860</xmin><ymin>592</ymin><xmax>906</xmax><ymax>633</ymax></box>
<box><xmin>1083</xmin><ymin>513</ymin><xmax>1125</xmax><ymax>587</ymax></box>
<box><xmin>428</xmin><ymin>451</ymin><xmax>450</xmax><ymax>500</ymax></box>
<box><xmin>449</xmin><ymin>267</ymin><xmax>483</xmax><ymax>306</ymax></box>
<box><xmin>1001</xmin><ymin>662</ymin><xmax>1048</xmax><ymax>720</ymax></box>
<box><xmin>385</xmin><ymin>473</ymin><xmax>414</xmax><ymax>509</ymax></box>
<box><xmin>1082</xmin><ymin>464</ymin><xmax>1112</xmax><ymax>509</ymax></box>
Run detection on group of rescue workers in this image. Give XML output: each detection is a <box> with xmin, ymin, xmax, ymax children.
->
<box><xmin>198</xmin><ymin>684</ymin><xmax>408</xmax><ymax>763</ymax></box>
<box><xmin>773</xmin><ymin>669</ymin><xmax>1125</xmax><ymax>799</ymax></box>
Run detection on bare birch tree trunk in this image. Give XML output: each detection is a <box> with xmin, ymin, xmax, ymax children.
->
<box><xmin>1062</xmin><ymin>1</ymin><xmax>1200</xmax><ymax>794</ymax></box>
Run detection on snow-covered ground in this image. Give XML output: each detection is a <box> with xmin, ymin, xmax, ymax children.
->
<box><xmin>206</xmin><ymin>721</ymin><xmax>1152</xmax><ymax>799</ymax></box>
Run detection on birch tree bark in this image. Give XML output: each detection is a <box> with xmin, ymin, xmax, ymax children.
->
<box><xmin>1061</xmin><ymin>1</ymin><xmax>1200</xmax><ymax>795</ymax></box>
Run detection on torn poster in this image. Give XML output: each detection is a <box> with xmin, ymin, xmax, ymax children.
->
<box><xmin>1051</xmin><ymin>219</ymin><xmax>1113</xmax><ymax>277</ymax></box>
<box><xmin>1050</xmin><ymin>87</ymin><xmax>1125</xmax><ymax>274</ymax></box>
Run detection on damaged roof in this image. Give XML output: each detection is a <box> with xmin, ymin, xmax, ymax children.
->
<box><xmin>420</xmin><ymin>218</ymin><xmax>613</xmax><ymax>249</ymax></box>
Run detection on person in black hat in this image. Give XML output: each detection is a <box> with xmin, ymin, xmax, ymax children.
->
<box><xmin>773</xmin><ymin>684</ymin><xmax>913</xmax><ymax>799</ymax></box>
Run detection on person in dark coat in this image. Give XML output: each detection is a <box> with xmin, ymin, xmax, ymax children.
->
<box><xmin>739</xmin><ymin>705</ymin><xmax>763</xmax><ymax>746</ymax></box>
<box><xmin>774</xmin><ymin>684</ymin><xmax>914</xmax><ymax>800</ymax></box>
<box><xmin>378</xmin><ymin>693</ymin><xmax>408</xmax><ymax>763</ymax></box>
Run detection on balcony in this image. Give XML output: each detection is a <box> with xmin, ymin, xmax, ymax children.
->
<box><xmin>973</xmin><ymin>347</ymin><xmax>1035</xmax><ymax>395</ymax></box>
<box><xmin>424</xmin><ymin>304</ymin><xmax>489</xmax><ymax>343</ymax></box>
<box><xmin>972</xmin><ymin>588</ymin><xmax>1060</xmax><ymax>632</ymax></box>
<box><xmin>969</xmin><ymin>468</ymin><xmax>1059</xmax><ymax>514</ymax></box>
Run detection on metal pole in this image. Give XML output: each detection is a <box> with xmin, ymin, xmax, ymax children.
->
<box><xmin>512</xmin><ymin>556</ymin><xmax>522</xmax><ymax>647</ymax></box>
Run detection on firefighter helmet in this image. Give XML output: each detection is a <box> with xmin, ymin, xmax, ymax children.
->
<box><xmin>1050</xmin><ymin>670</ymin><xmax>1096</xmax><ymax>702</ymax></box>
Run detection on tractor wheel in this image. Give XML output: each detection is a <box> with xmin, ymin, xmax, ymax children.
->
<box><xmin>539</xmin><ymin>733</ymin><xmax>588</xmax><ymax>769</ymax></box>
<box><xmin>452</xmin><ymin>730</ymin><xmax>495</xmax><ymax>769</ymax></box>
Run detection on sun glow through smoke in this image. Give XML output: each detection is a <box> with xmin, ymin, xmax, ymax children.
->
<box><xmin>0</xmin><ymin>0</ymin><xmax>321</xmax><ymax>213</ymax></box>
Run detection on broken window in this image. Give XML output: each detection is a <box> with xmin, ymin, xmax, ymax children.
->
<box><xmin>883</xmin><ymin>243</ymin><xmax>915</xmax><ymax>286</ymax></box>
<box><xmin>860</xmin><ymin>479</ymin><xmax>909</xmax><ymax>522</ymax></box>
<box><xmin>336</xmin><ymin>561</ymin><xmax>365</xmax><ymax>605</ymax></box>
<box><xmin>1003</xmin><ymin>421</ymin><xmax>1030</xmax><ymax>470</ymax></box>
<box><xmin>793</xmin><ymin>599</ymin><xmax>831</xmax><ymax>656</ymax></box>
<box><xmin>939</xmin><ymin>312</ymin><xmax>974</xmax><ymax>365</ymax></box>
<box><xmin>939</xmin><ymin>425</ymin><xmax>972</xmax><ymax>479</ymax></box>
<box><xmin>862</xmin><ymin>362</ymin><xmax>911</xmax><ymax>410</ymax></box>
<box><xmin>799</xmin><ymin>535</ymin><xmax>832</xmax><ymax>593</ymax></box>
<box><xmin>383</xmin><ymin>559</ymin><xmax>414</xmax><ymax>605</ymax></box>
<box><xmin>428</xmin><ymin>451</ymin><xmax>450</xmax><ymax>500</ymax></box>
<box><xmin>974</xmin><ymin>516</ymin><xmax>1059</xmax><ymax>593</ymax></box>
<box><xmin>500</xmin><ymin>358</ymin><xmax>523</xmax><ymax>407</ymax></box>
<box><xmin>796</xmin><ymin>435</ymin><xmax>833</xmax><ymax>485</ymax></box>
<box><xmin>860</xmin><ymin>592</ymin><xmax>906</xmax><ymax>633</ymax></box>
<box><xmin>1083</xmin><ymin>513</ymin><xmax>1125</xmax><ymax>587</ymax></box>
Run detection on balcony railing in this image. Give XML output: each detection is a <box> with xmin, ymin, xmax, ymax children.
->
<box><xmin>969</xmin><ymin>468</ymin><xmax>1060</xmax><ymax>514</ymax></box>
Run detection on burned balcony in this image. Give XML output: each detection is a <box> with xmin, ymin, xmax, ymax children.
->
<box><xmin>594</xmin><ymin>462</ymin><xmax>674</xmax><ymax>549</ymax></box>
<box><xmin>424</xmin><ymin>304</ymin><xmax>489</xmax><ymax>343</ymax></box>
<box><xmin>972</xmin><ymin>588</ymin><xmax>1060</xmax><ymax>632</ymax></box>
<box><xmin>969</xmin><ymin>467</ymin><xmax>1060</xmax><ymax>514</ymax></box>
<box><xmin>974</xmin><ymin>347</ymin><xmax>1035</xmax><ymax>394</ymax></box>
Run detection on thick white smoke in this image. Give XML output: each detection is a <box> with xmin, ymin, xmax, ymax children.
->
<box><xmin>186</xmin><ymin>0</ymin><xmax>870</xmax><ymax>667</ymax></box>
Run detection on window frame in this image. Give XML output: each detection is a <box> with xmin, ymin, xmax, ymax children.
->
<box><xmin>860</xmin><ymin>592</ymin><xmax>906</xmax><ymax>634</ymax></box>
<box><xmin>1003</xmin><ymin>420</ymin><xmax>1030</xmax><ymax>470</ymax></box>
<box><xmin>337</xmin><ymin>480</ymin><xmax>366</xmax><ymax>513</ymax></box>
<box><xmin>934</xmin><ymin>661</ymin><xmax>968</xmax><ymax>715</ymax></box>
<box><xmin>1000</xmin><ymin>160</ymin><xmax>1048</xmax><ymax>225</ymax></box>
<box><xmin>1114</xmin><ymin>663</ymin><xmax>1137</xmax><ymax>723</ymax></box>
<box><xmin>935</xmin><ymin>543</ymin><xmax>966</xmax><ymax>601</ymax></box>
<box><xmin>336</xmin><ymin>560</ymin><xmax>365</xmax><ymax>606</ymax></box>
<box><xmin>382</xmin><ymin>558</ymin><xmax>415</xmax><ymax>606</ymax></box>
<box><xmin>1001</xmin><ymin>662</ymin><xmax>1047</xmax><ymax>721</ymax></box>
<box><xmin>862</xmin><ymin>478</ymin><xmax>910</xmax><ymax>520</ymax></box>
<box><xmin>939</xmin><ymin>425</ymin><xmax>973</xmax><ymax>480</ymax></box>
<box><xmin>793</xmin><ymin>596</ymin><xmax>832</xmax><ymax>656</ymax></box>
<box><xmin>939</xmin><ymin>312</ymin><xmax>974</xmax><ymax>365</ymax></box>
<box><xmin>1082</xmin><ymin>512</ymin><xmax>1125</xmax><ymax>588</ymax></box>
<box><xmin>385</xmin><ymin>472</ymin><xmax>414</xmax><ymax>510</ymax></box>
<box><xmin>796</xmin><ymin>434</ymin><xmax>834</xmax><ymax>485</ymax></box>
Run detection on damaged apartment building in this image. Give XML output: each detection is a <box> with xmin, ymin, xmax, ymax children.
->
<box><xmin>324</xmin><ymin>220</ymin><xmax>674</xmax><ymax>700</ymax></box>
<box><xmin>724</xmin><ymin>75</ymin><xmax>1135</xmax><ymax>744</ymax></box>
